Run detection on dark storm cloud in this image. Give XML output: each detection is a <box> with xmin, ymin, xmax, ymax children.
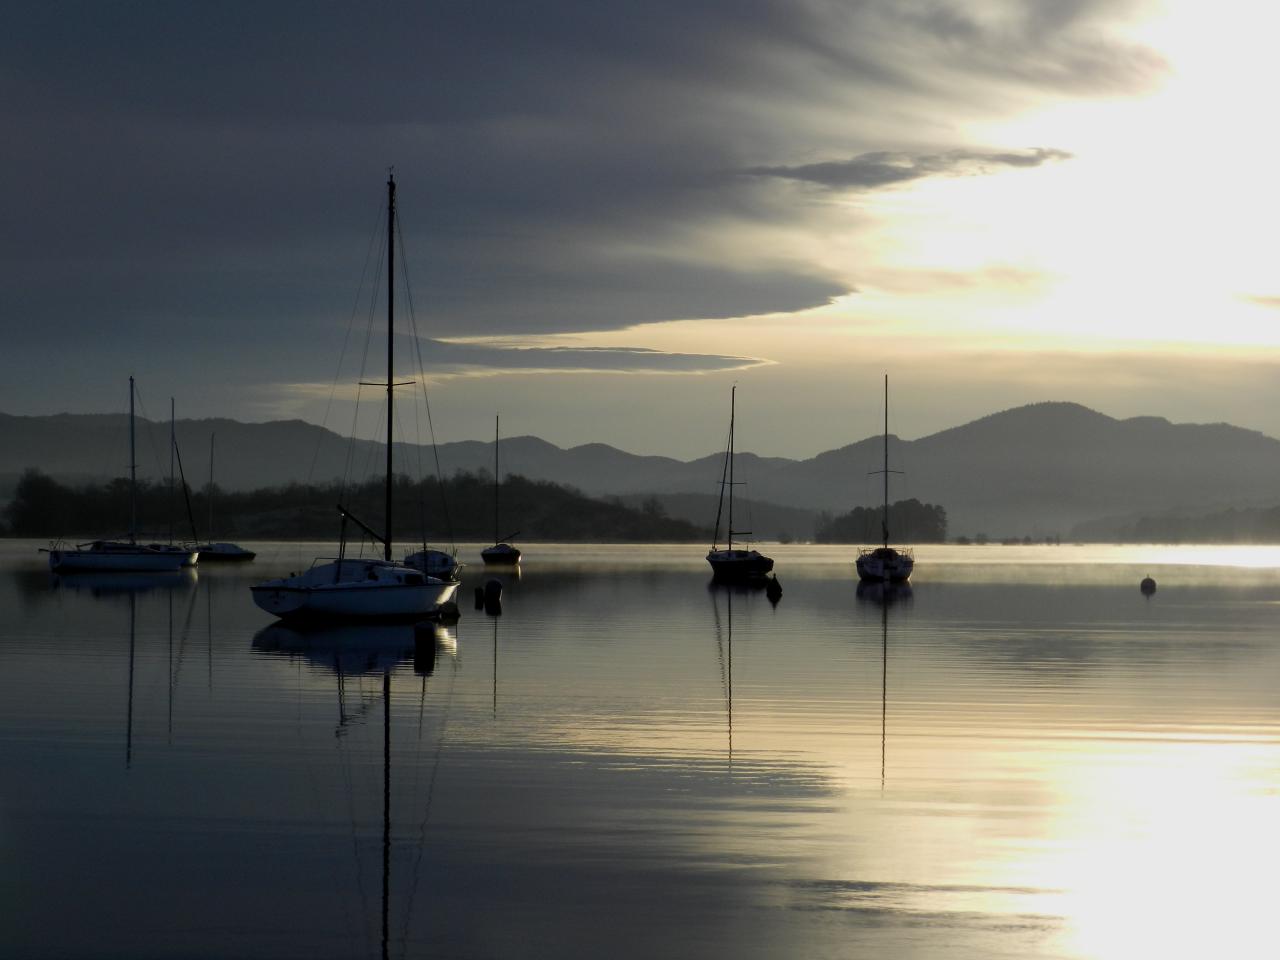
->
<box><xmin>745</xmin><ymin>148</ymin><xmax>1072</xmax><ymax>191</ymax></box>
<box><xmin>0</xmin><ymin>1</ymin><xmax>1164</xmax><ymax>404</ymax></box>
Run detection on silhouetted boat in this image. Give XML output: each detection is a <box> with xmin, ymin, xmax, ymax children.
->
<box><xmin>250</xmin><ymin>173</ymin><xmax>457</xmax><ymax>620</ymax></box>
<box><xmin>482</xmin><ymin>414</ymin><xmax>522</xmax><ymax>566</ymax></box>
<box><xmin>856</xmin><ymin>375</ymin><xmax>914</xmax><ymax>584</ymax></box>
<box><xmin>404</xmin><ymin>547</ymin><xmax>462</xmax><ymax>579</ymax></box>
<box><xmin>44</xmin><ymin>377</ymin><xmax>198</xmax><ymax>573</ymax></box>
<box><xmin>195</xmin><ymin>432</ymin><xmax>255</xmax><ymax>561</ymax></box>
<box><xmin>707</xmin><ymin>386</ymin><xmax>773</xmax><ymax>581</ymax></box>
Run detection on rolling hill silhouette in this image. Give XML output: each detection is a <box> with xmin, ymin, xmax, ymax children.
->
<box><xmin>5</xmin><ymin>401</ymin><xmax>1278</xmax><ymax>536</ymax></box>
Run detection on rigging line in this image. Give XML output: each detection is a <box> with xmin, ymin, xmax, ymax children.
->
<box><xmin>391</xmin><ymin>214</ymin><xmax>429</xmax><ymax>498</ymax></box>
<box><xmin>308</xmin><ymin>192</ymin><xmax>387</xmax><ymax>486</ymax></box>
<box><xmin>711</xmin><ymin>419</ymin><xmax>732</xmax><ymax>549</ymax></box>
<box><xmin>341</xmin><ymin>224</ymin><xmax>388</xmax><ymax>501</ymax></box>
<box><xmin>131</xmin><ymin>387</ymin><xmax>170</xmax><ymax>499</ymax></box>
<box><xmin>398</xmin><ymin>214</ymin><xmax>456</xmax><ymax>552</ymax></box>
<box><xmin>355</xmin><ymin>401</ymin><xmax>391</xmax><ymax>524</ymax></box>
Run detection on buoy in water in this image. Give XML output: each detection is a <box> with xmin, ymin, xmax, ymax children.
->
<box><xmin>474</xmin><ymin>586</ymin><xmax>485</xmax><ymax>609</ymax></box>
<box><xmin>436</xmin><ymin>600</ymin><xmax>461</xmax><ymax>623</ymax></box>
<box><xmin>1140</xmin><ymin>576</ymin><xmax>1157</xmax><ymax>596</ymax></box>
<box><xmin>484</xmin><ymin>579</ymin><xmax>503</xmax><ymax>603</ymax></box>
<box><xmin>765</xmin><ymin>574</ymin><xmax>782</xmax><ymax>603</ymax></box>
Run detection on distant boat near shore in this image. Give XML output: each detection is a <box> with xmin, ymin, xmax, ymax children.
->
<box><xmin>43</xmin><ymin>377</ymin><xmax>196</xmax><ymax>573</ymax></box>
<box><xmin>405</xmin><ymin>547</ymin><xmax>462</xmax><ymax>580</ymax></box>
<box><xmin>482</xmin><ymin>415</ymin><xmax>522</xmax><ymax>567</ymax></box>
<box><xmin>856</xmin><ymin>375</ymin><xmax>914</xmax><ymax>584</ymax></box>
<box><xmin>194</xmin><ymin>433</ymin><xmax>255</xmax><ymax>562</ymax></box>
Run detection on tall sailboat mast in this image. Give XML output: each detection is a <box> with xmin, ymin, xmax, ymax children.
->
<box><xmin>882</xmin><ymin>374</ymin><xmax>889</xmax><ymax>548</ymax></box>
<box><xmin>493</xmin><ymin>415</ymin><xmax>500</xmax><ymax>544</ymax></box>
<box><xmin>728</xmin><ymin>386</ymin><xmax>736</xmax><ymax>553</ymax></box>
<box><xmin>384</xmin><ymin>172</ymin><xmax>396</xmax><ymax>563</ymax></box>
<box><xmin>129</xmin><ymin>375</ymin><xmax>137</xmax><ymax>544</ymax></box>
<box><xmin>208</xmin><ymin>433</ymin><xmax>215</xmax><ymax>539</ymax></box>
<box><xmin>169</xmin><ymin>398</ymin><xmax>175</xmax><ymax>544</ymax></box>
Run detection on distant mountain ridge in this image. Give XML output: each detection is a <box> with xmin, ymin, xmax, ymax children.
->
<box><xmin>4</xmin><ymin>401</ymin><xmax>1280</xmax><ymax>536</ymax></box>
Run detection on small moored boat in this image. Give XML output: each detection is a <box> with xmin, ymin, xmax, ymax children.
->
<box><xmin>856</xmin><ymin>375</ymin><xmax>914</xmax><ymax>584</ymax></box>
<box><xmin>706</xmin><ymin>386</ymin><xmax>773</xmax><ymax>582</ymax></box>
<box><xmin>249</xmin><ymin>173</ymin><xmax>456</xmax><ymax>620</ymax></box>
<box><xmin>43</xmin><ymin>377</ymin><xmax>197</xmax><ymax>573</ymax></box>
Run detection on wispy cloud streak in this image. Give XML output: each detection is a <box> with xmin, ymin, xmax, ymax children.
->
<box><xmin>745</xmin><ymin>148</ymin><xmax>1071</xmax><ymax>190</ymax></box>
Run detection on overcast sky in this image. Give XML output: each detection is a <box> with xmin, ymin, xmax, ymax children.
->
<box><xmin>5</xmin><ymin>0</ymin><xmax>1279</xmax><ymax>457</ymax></box>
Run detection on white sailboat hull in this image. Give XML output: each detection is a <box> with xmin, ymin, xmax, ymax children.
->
<box><xmin>251</xmin><ymin>559</ymin><xmax>458</xmax><ymax>621</ymax></box>
<box><xmin>48</xmin><ymin>542</ymin><xmax>197</xmax><ymax>573</ymax></box>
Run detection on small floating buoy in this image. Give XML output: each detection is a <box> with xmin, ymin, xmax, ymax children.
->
<box><xmin>765</xmin><ymin>574</ymin><xmax>782</xmax><ymax>604</ymax></box>
<box><xmin>474</xmin><ymin>586</ymin><xmax>485</xmax><ymax>609</ymax></box>
<box><xmin>484</xmin><ymin>579</ymin><xmax>503</xmax><ymax>602</ymax></box>
<box><xmin>436</xmin><ymin>600</ymin><xmax>460</xmax><ymax>623</ymax></box>
<box><xmin>1140</xmin><ymin>576</ymin><xmax>1157</xmax><ymax>596</ymax></box>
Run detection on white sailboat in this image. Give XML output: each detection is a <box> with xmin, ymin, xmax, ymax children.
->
<box><xmin>855</xmin><ymin>375</ymin><xmax>914</xmax><ymax>584</ymax></box>
<box><xmin>706</xmin><ymin>386</ymin><xmax>773</xmax><ymax>581</ymax></box>
<box><xmin>250</xmin><ymin>172</ymin><xmax>458</xmax><ymax>621</ymax></box>
<box><xmin>44</xmin><ymin>377</ymin><xmax>198</xmax><ymax>573</ymax></box>
<box><xmin>481</xmin><ymin>414</ymin><xmax>522</xmax><ymax>566</ymax></box>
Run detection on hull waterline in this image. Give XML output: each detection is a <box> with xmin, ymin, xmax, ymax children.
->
<box><xmin>252</xmin><ymin>559</ymin><xmax>458</xmax><ymax>621</ymax></box>
<box><xmin>48</xmin><ymin>544</ymin><xmax>197</xmax><ymax>573</ymax></box>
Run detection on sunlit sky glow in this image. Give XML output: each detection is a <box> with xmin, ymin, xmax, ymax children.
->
<box><xmin>5</xmin><ymin>1</ymin><xmax>1280</xmax><ymax>457</ymax></box>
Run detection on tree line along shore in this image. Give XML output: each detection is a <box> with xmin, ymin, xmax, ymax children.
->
<box><xmin>3</xmin><ymin>469</ymin><xmax>954</xmax><ymax>545</ymax></box>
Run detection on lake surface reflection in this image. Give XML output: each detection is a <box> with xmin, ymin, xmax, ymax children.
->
<box><xmin>3</xmin><ymin>541</ymin><xmax>1279</xmax><ymax>959</ymax></box>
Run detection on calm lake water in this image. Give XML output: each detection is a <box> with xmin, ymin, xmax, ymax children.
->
<box><xmin>3</xmin><ymin>540</ymin><xmax>1279</xmax><ymax>959</ymax></box>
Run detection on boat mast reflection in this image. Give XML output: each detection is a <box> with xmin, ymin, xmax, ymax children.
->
<box><xmin>250</xmin><ymin>620</ymin><xmax>456</xmax><ymax>958</ymax></box>
<box><xmin>709</xmin><ymin>587</ymin><xmax>734</xmax><ymax>766</ymax></box>
<box><xmin>856</xmin><ymin>580</ymin><xmax>911</xmax><ymax>789</ymax></box>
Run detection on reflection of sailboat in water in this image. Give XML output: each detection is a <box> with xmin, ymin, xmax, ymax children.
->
<box><xmin>53</xmin><ymin>567</ymin><xmax>197</xmax><ymax>597</ymax></box>
<box><xmin>251</xmin><ymin>621</ymin><xmax>456</xmax><ymax>958</ymax></box>
<box><xmin>112</xmin><ymin>575</ymin><xmax>200</xmax><ymax>768</ymax></box>
<box><xmin>709</xmin><ymin>588</ymin><xmax>735</xmax><ymax>765</ymax></box>
<box><xmin>855</xmin><ymin>580</ymin><xmax>910</xmax><ymax>787</ymax></box>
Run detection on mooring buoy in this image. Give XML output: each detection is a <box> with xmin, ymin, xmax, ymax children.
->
<box><xmin>1140</xmin><ymin>576</ymin><xmax>1156</xmax><ymax>596</ymax></box>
